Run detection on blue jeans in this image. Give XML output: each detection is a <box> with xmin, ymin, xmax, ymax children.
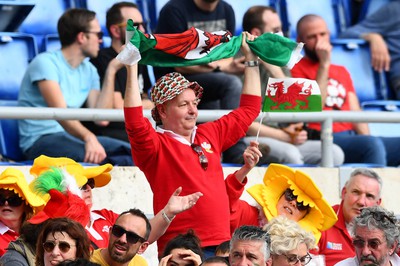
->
<box><xmin>25</xmin><ymin>132</ymin><xmax>134</xmax><ymax>166</ymax></box>
<box><xmin>333</xmin><ymin>131</ymin><xmax>387</xmax><ymax>165</ymax></box>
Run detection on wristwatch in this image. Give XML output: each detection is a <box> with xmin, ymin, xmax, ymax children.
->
<box><xmin>244</xmin><ymin>60</ymin><xmax>259</xmax><ymax>67</ymax></box>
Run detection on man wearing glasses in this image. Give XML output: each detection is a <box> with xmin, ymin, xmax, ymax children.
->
<box><xmin>316</xmin><ymin>168</ymin><xmax>383</xmax><ymax>266</ymax></box>
<box><xmin>88</xmin><ymin>2</ymin><xmax>154</xmax><ymax>142</ymax></box>
<box><xmin>91</xmin><ymin>208</ymin><xmax>151</xmax><ymax>265</ymax></box>
<box><xmin>18</xmin><ymin>8</ymin><xmax>133</xmax><ymax>165</ymax></box>
<box><xmin>335</xmin><ymin>206</ymin><xmax>400</xmax><ymax>266</ymax></box>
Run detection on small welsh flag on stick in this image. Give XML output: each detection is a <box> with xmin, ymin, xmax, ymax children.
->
<box><xmin>263</xmin><ymin>78</ymin><xmax>322</xmax><ymax>112</ymax></box>
<box><xmin>256</xmin><ymin>78</ymin><xmax>322</xmax><ymax>141</ymax></box>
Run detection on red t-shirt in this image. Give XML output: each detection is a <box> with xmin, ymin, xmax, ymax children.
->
<box><xmin>291</xmin><ymin>57</ymin><xmax>356</xmax><ymax>133</ymax></box>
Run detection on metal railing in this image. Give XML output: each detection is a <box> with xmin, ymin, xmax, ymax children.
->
<box><xmin>1</xmin><ymin>106</ymin><xmax>400</xmax><ymax>167</ymax></box>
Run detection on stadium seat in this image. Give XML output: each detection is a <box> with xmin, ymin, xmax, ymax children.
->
<box><xmin>18</xmin><ymin>0</ymin><xmax>74</xmax><ymax>50</ymax></box>
<box><xmin>0</xmin><ymin>32</ymin><xmax>37</xmax><ymax>100</ymax></box>
<box><xmin>275</xmin><ymin>0</ymin><xmax>342</xmax><ymax>39</ymax></box>
<box><xmin>0</xmin><ymin>100</ymin><xmax>26</xmax><ymax>162</ymax></box>
<box><xmin>0</xmin><ymin>1</ymin><xmax>35</xmax><ymax>32</ymax></box>
<box><xmin>361</xmin><ymin>100</ymin><xmax>400</xmax><ymax>137</ymax></box>
<box><xmin>331</xmin><ymin>38</ymin><xmax>386</xmax><ymax>103</ymax></box>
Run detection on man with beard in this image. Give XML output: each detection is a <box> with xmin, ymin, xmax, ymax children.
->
<box><xmin>88</xmin><ymin>2</ymin><xmax>154</xmax><ymax>142</ymax></box>
<box><xmin>335</xmin><ymin>206</ymin><xmax>400</xmax><ymax>266</ymax></box>
<box><xmin>90</xmin><ymin>208</ymin><xmax>151</xmax><ymax>265</ymax></box>
<box><xmin>291</xmin><ymin>14</ymin><xmax>400</xmax><ymax>166</ymax></box>
<box><xmin>315</xmin><ymin>168</ymin><xmax>382</xmax><ymax>266</ymax></box>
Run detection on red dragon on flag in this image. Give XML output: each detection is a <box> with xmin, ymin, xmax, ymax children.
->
<box><xmin>263</xmin><ymin>78</ymin><xmax>322</xmax><ymax>112</ymax></box>
<box><xmin>144</xmin><ymin>27</ymin><xmax>232</xmax><ymax>60</ymax></box>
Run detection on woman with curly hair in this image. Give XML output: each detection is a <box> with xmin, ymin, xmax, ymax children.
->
<box><xmin>265</xmin><ymin>216</ymin><xmax>316</xmax><ymax>266</ymax></box>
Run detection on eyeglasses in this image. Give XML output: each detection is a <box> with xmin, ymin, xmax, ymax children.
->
<box><xmin>353</xmin><ymin>239</ymin><xmax>382</xmax><ymax>250</ymax></box>
<box><xmin>111</xmin><ymin>224</ymin><xmax>145</xmax><ymax>244</ymax></box>
<box><xmin>43</xmin><ymin>240</ymin><xmax>75</xmax><ymax>253</ymax></box>
<box><xmin>283</xmin><ymin>189</ymin><xmax>310</xmax><ymax>211</ymax></box>
<box><xmin>191</xmin><ymin>144</ymin><xmax>208</xmax><ymax>170</ymax></box>
<box><xmin>0</xmin><ymin>194</ymin><xmax>23</xmax><ymax>207</ymax></box>
<box><xmin>84</xmin><ymin>31</ymin><xmax>104</xmax><ymax>39</ymax></box>
<box><xmin>116</xmin><ymin>21</ymin><xmax>147</xmax><ymax>29</ymax></box>
<box><xmin>80</xmin><ymin>178</ymin><xmax>95</xmax><ymax>190</ymax></box>
<box><xmin>282</xmin><ymin>253</ymin><xmax>312</xmax><ymax>266</ymax></box>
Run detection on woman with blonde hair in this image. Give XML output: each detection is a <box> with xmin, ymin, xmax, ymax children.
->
<box><xmin>265</xmin><ymin>216</ymin><xmax>316</xmax><ymax>266</ymax></box>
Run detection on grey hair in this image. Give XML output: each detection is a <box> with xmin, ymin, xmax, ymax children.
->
<box><xmin>230</xmin><ymin>225</ymin><xmax>271</xmax><ymax>262</ymax></box>
<box><xmin>351</xmin><ymin>206</ymin><xmax>399</xmax><ymax>248</ymax></box>
<box><xmin>346</xmin><ymin>168</ymin><xmax>382</xmax><ymax>196</ymax></box>
<box><xmin>265</xmin><ymin>216</ymin><xmax>316</xmax><ymax>255</ymax></box>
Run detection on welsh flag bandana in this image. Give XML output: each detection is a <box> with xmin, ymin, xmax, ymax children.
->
<box><xmin>117</xmin><ymin>19</ymin><xmax>303</xmax><ymax>69</ymax></box>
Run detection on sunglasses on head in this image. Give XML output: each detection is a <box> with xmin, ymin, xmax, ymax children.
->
<box><xmin>282</xmin><ymin>253</ymin><xmax>312</xmax><ymax>266</ymax></box>
<box><xmin>368</xmin><ymin>210</ymin><xmax>396</xmax><ymax>225</ymax></box>
<box><xmin>43</xmin><ymin>240</ymin><xmax>75</xmax><ymax>253</ymax></box>
<box><xmin>111</xmin><ymin>224</ymin><xmax>145</xmax><ymax>244</ymax></box>
<box><xmin>80</xmin><ymin>178</ymin><xmax>95</xmax><ymax>190</ymax></box>
<box><xmin>191</xmin><ymin>144</ymin><xmax>208</xmax><ymax>170</ymax></box>
<box><xmin>283</xmin><ymin>189</ymin><xmax>310</xmax><ymax>211</ymax></box>
<box><xmin>116</xmin><ymin>21</ymin><xmax>147</xmax><ymax>29</ymax></box>
<box><xmin>353</xmin><ymin>238</ymin><xmax>382</xmax><ymax>250</ymax></box>
<box><xmin>0</xmin><ymin>194</ymin><xmax>23</xmax><ymax>207</ymax></box>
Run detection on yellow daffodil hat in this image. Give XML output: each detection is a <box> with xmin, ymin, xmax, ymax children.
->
<box><xmin>0</xmin><ymin>167</ymin><xmax>45</xmax><ymax>213</ymax></box>
<box><xmin>29</xmin><ymin>155</ymin><xmax>113</xmax><ymax>201</ymax></box>
<box><xmin>247</xmin><ymin>163</ymin><xmax>337</xmax><ymax>242</ymax></box>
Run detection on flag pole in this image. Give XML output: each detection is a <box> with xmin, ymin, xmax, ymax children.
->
<box><xmin>255</xmin><ymin>112</ymin><xmax>266</xmax><ymax>143</ymax></box>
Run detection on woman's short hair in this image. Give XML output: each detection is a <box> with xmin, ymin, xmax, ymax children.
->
<box><xmin>265</xmin><ymin>216</ymin><xmax>316</xmax><ymax>255</ymax></box>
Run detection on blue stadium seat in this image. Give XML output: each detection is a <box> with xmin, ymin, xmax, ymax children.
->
<box><xmin>0</xmin><ymin>1</ymin><xmax>35</xmax><ymax>32</ymax></box>
<box><xmin>18</xmin><ymin>0</ymin><xmax>74</xmax><ymax>50</ymax></box>
<box><xmin>361</xmin><ymin>100</ymin><xmax>400</xmax><ymax>137</ymax></box>
<box><xmin>0</xmin><ymin>100</ymin><xmax>26</xmax><ymax>162</ymax></box>
<box><xmin>0</xmin><ymin>32</ymin><xmax>37</xmax><ymax>100</ymax></box>
<box><xmin>331</xmin><ymin>38</ymin><xmax>386</xmax><ymax>103</ymax></box>
<box><xmin>275</xmin><ymin>0</ymin><xmax>342</xmax><ymax>39</ymax></box>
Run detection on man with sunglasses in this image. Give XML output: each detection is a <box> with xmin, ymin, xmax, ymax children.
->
<box><xmin>316</xmin><ymin>168</ymin><xmax>383</xmax><ymax>266</ymax></box>
<box><xmin>18</xmin><ymin>8</ymin><xmax>134</xmax><ymax>166</ymax></box>
<box><xmin>88</xmin><ymin>2</ymin><xmax>154</xmax><ymax>142</ymax></box>
<box><xmin>335</xmin><ymin>206</ymin><xmax>400</xmax><ymax>266</ymax></box>
<box><xmin>91</xmin><ymin>208</ymin><xmax>151</xmax><ymax>265</ymax></box>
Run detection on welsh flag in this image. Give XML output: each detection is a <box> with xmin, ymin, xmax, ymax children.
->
<box><xmin>263</xmin><ymin>78</ymin><xmax>322</xmax><ymax>112</ymax></box>
<box><xmin>117</xmin><ymin>19</ymin><xmax>303</xmax><ymax>69</ymax></box>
